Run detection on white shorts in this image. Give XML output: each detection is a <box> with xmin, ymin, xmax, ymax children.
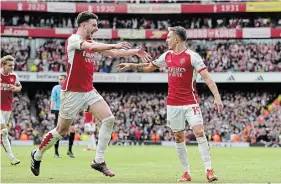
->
<box><xmin>84</xmin><ymin>123</ymin><xmax>96</xmax><ymax>132</ymax></box>
<box><xmin>167</xmin><ymin>104</ymin><xmax>203</xmax><ymax>132</ymax></box>
<box><xmin>0</xmin><ymin>110</ymin><xmax>11</xmax><ymax>125</ymax></box>
<box><xmin>60</xmin><ymin>89</ymin><xmax>103</xmax><ymax>119</ymax></box>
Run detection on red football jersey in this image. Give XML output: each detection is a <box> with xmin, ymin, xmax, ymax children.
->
<box><xmin>62</xmin><ymin>34</ymin><xmax>95</xmax><ymax>92</ymax></box>
<box><xmin>152</xmin><ymin>49</ymin><xmax>207</xmax><ymax>106</ymax></box>
<box><xmin>0</xmin><ymin>72</ymin><xmax>20</xmax><ymax>111</ymax></box>
<box><xmin>84</xmin><ymin>111</ymin><xmax>93</xmax><ymax>124</ymax></box>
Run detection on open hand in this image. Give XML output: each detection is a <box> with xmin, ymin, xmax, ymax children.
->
<box><xmin>214</xmin><ymin>96</ymin><xmax>223</xmax><ymax>113</ymax></box>
<box><xmin>116</xmin><ymin>63</ymin><xmax>132</xmax><ymax>72</ymax></box>
<box><xmin>136</xmin><ymin>49</ymin><xmax>152</xmax><ymax>63</ymax></box>
<box><xmin>9</xmin><ymin>85</ymin><xmax>17</xmax><ymax>92</ymax></box>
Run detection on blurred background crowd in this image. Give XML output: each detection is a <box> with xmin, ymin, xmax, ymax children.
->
<box><xmin>2</xmin><ymin>38</ymin><xmax>281</xmax><ymax>73</ymax></box>
<box><xmin>2</xmin><ymin>0</ymin><xmax>280</xmax><ymax>145</ymax></box>
<box><xmin>7</xmin><ymin>88</ymin><xmax>281</xmax><ymax>144</ymax></box>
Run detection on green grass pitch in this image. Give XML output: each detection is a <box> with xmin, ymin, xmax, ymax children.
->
<box><xmin>1</xmin><ymin>146</ymin><xmax>281</xmax><ymax>183</ymax></box>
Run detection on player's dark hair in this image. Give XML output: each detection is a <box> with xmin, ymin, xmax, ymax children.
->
<box><xmin>60</xmin><ymin>74</ymin><xmax>66</xmax><ymax>78</ymax></box>
<box><xmin>168</xmin><ymin>26</ymin><xmax>187</xmax><ymax>41</ymax></box>
<box><xmin>76</xmin><ymin>11</ymin><xmax>98</xmax><ymax>27</ymax></box>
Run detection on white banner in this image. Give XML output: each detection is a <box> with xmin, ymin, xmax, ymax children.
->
<box><xmin>118</xmin><ymin>29</ymin><xmax>145</xmax><ymax>39</ymax></box>
<box><xmin>55</xmin><ymin>28</ymin><xmax>73</xmax><ymax>35</ymax></box>
<box><xmin>59</xmin><ymin>140</ymin><xmax>88</xmax><ymax>146</ymax></box>
<box><xmin>243</xmin><ymin>28</ymin><xmax>271</xmax><ymax>38</ymax></box>
<box><xmin>209</xmin><ymin>142</ymin><xmax>249</xmax><ymax>148</ymax></box>
<box><xmin>92</xmin><ymin>29</ymin><xmax>112</xmax><ymax>39</ymax></box>
<box><xmin>11</xmin><ymin>140</ymin><xmax>34</xmax><ymax>146</ymax></box>
<box><xmin>47</xmin><ymin>2</ymin><xmax>76</xmax><ymax>13</ymax></box>
<box><xmin>127</xmin><ymin>4</ymin><xmax>181</xmax><ymax>14</ymax></box>
<box><xmin>162</xmin><ymin>141</ymin><xmax>250</xmax><ymax>148</ymax></box>
<box><xmin>16</xmin><ymin>72</ymin><xmax>281</xmax><ymax>83</ymax></box>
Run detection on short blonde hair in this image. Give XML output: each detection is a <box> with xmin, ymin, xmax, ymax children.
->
<box><xmin>168</xmin><ymin>26</ymin><xmax>187</xmax><ymax>41</ymax></box>
<box><xmin>1</xmin><ymin>55</ymin><xmax>15</xmax><ymax>65</ymax></box>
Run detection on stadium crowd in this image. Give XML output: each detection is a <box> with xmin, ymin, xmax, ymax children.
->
<box><xmin>8</xmin><ymin>90</ymin><xmax>281</xmax><ymax>144</ymax></box>
<box><xmin>7</xmin><ymin>93</ymin><xmax>39</xmax><ymax>142</ymax></box>
<box><xmin>1</xmin><ymin>39</ymin><xmax>30</xmax><ymax>71</ymax></box>
<box><xmin>2</xmin><ymin>38</ymin><xmax>281</xmax><ymax>72</ymax></box>
<box><xmin>2</xmin><ymin>14</ymin><xmax>280</xmax><ymax>29</ymax></box>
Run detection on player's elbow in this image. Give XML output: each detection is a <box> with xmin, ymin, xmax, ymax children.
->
<box><xmin>200</xmin><ymin>71</ymin><xmax>213</xmax><ymax>85</ymax></box>
<box><xmin>204</xmin><ymin>78</ymin><xmax>215</xmax><ymax>88</ymax></box>
<box><xmin>146</xmin><ymin>65</ymin><xmax>158</xmax><ymax>72</ymax></box>
<box><xmin>89</xmin><ymin>46</ymin><xmax>104</xmax><ymax>52</ymax></box>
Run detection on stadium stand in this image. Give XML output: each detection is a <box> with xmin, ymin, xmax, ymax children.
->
<box><xmin>1</xmin><ymin>0</ymin><xmax>280</xmax><ymax>146</ymax></box>
<box><xmin>7</xmin><ymin>88</ymin><xmax>280</xmax><ymax>144</ymax></box>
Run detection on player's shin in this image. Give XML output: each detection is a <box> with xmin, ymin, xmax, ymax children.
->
<box><xmin>1</xmin><ymin>128</ymin><xmax>15</xmax><ymax>160</ymax></box>
<box><xmin>176</xmin><ymin>141</ymin><xmax>191</xmax><ymax>175</ymax></box>
<box><xmin>175</xmin><ymin>131</ymin><xmax>191</xmax><ymax>175</ymax></box>
<box><xmin>92</xmin><ymin>134</ymin><xmax>96</xmax><ymax>149</ymax></box>
<box><xmin>68</xmin><ymin>132</ymin><xmax>75</xmax><ymax>152</ymax></box>
<box><xmin>35</xmin><ymin>128</ymin><xmax>63</xmax><ymax>161</ymax></box>
<box><xmin>195</xmin><ymin>131</ymin><xmax>212</xmax><ymax>172</ymax></box>
<box><xmin>54</xmin><ymin>140</ymin><xmax>59</xmax><ymax>155</ymax></box>
<box><xmin>87</xmin><ymin>134</ymin><xmax>92</xmax><ymax>149</ymax></box>
<box><xmin>94</xmin><ymin>116</ymin><xmax>115</xmax><ymax>163</ymax></box>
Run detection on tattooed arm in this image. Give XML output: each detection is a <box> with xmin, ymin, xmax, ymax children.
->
<box><xmin>116</xmin><ymin>51</ymin><xmax>168</xmax><ymax>72</ymax></box>
<box><xmin>116</xmin><ymin>62</ymin><xmax>158</xmax><ymax>72</ymax></box>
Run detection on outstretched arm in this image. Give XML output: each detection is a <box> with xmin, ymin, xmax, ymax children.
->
<box><xmin>101</xmin><ymin>49</ymin><xmax>139</xmax><ymax>57</ymax></box>
<box><xmin>116</xmin><ymin>62</ymin><xmax>158</xmax><ymax>73</ymax></box>
<box><xmin>81</xmin><ymin>41</ymin><xmax>132</xmax><ymax>52</ymax></box>
<box><xmin>116</xmin><ymin>51</ymin><xmax>167</xmax><ymax>72</ymax></box>
<box><xmin>101</xmin><ymin>49</ymin><xmax>152</xmax><ymax>63</ymax></box>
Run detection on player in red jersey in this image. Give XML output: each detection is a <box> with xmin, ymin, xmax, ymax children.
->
<box><xmin>117</xmin><ymin>26</ymin><xmax>223</xmax><ymax>182</ymax></box>
<box><xmin>30</xmin><ymin>11</ymin><xmax>151</xmax><ymax>177</ymax></box>
<box><xmin>0</xmin><ymin>55</ymin><xmax>22</xmax><ymax>165</ymax></box>
<box><xmin>83</xmin><ymin>110</ymin><xmax>97</xmax><ymax>151</ymax></box>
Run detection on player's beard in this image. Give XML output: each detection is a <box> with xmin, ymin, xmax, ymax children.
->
<box><xmin>86</xmin><ymin>29</ymin><xmax>93</xmax><ymax>40</ymax></box>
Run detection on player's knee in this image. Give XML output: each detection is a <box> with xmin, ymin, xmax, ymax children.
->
<box><xmin>0</xmin><ymin>124</ymin><xmax>6</xmax><ymax>130</ymax></box>
<box><xmin>102</xmin><ymin>115</ymin><xmax>115</xmax><ymax>128</ymax></box>
<box><xmin>193</xmin><ymin>125</ymin><xmax>204</xmax><ymax>137</ymax></box>
<box><xmin>1</xmin><ymin>128</ymin><xmax>8</xmax><ymax>136</ymax></box>
<box><xmin>174</xmin><ymin>132</ymin><xmax>184</xmax><ymax>143</ymax></box>
<box><xmin>57</xmin><ymin>127</ymin><xmax>69</xmax><ymax>137</ymax></box>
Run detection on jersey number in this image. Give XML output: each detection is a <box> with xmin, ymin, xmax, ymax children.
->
<box><xmin>192</xmin><ymin>106</ymin><xmax>201</xmax><ymax>115</ymax></box>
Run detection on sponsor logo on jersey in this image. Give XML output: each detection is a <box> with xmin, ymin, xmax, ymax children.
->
<box><xmin>180</xmin><ymin>58</ymin><xmax>185</xmax><ymax>65</ymax></box>
<box><xmin>168</xmin><ymin>67</ymin><xmax>186</xmax><ymax>77</ymax></box>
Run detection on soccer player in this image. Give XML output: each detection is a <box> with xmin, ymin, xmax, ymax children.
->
<box><xmin>30</xmin><ymin>11</ymin><xmax>151</xmax><ymax>177</ymax></box>
<box><xmin>0</xmin><ymin>55</ymin><xmax>22</xmax><ymax>165</ymax></box>
<box><xmin>50</xmin><ymin>74</ymin><xmax>75</xmax><ymax>158</ymax></box>
<box><xmin>116</xmin><ymin>26</ymin><xmax>223</xmax><ymax>182</ymax></box>
<box><xmin>83</xmin><ymin>110</ymin><xmax>97</xmax><ymax>151</ymax></box>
